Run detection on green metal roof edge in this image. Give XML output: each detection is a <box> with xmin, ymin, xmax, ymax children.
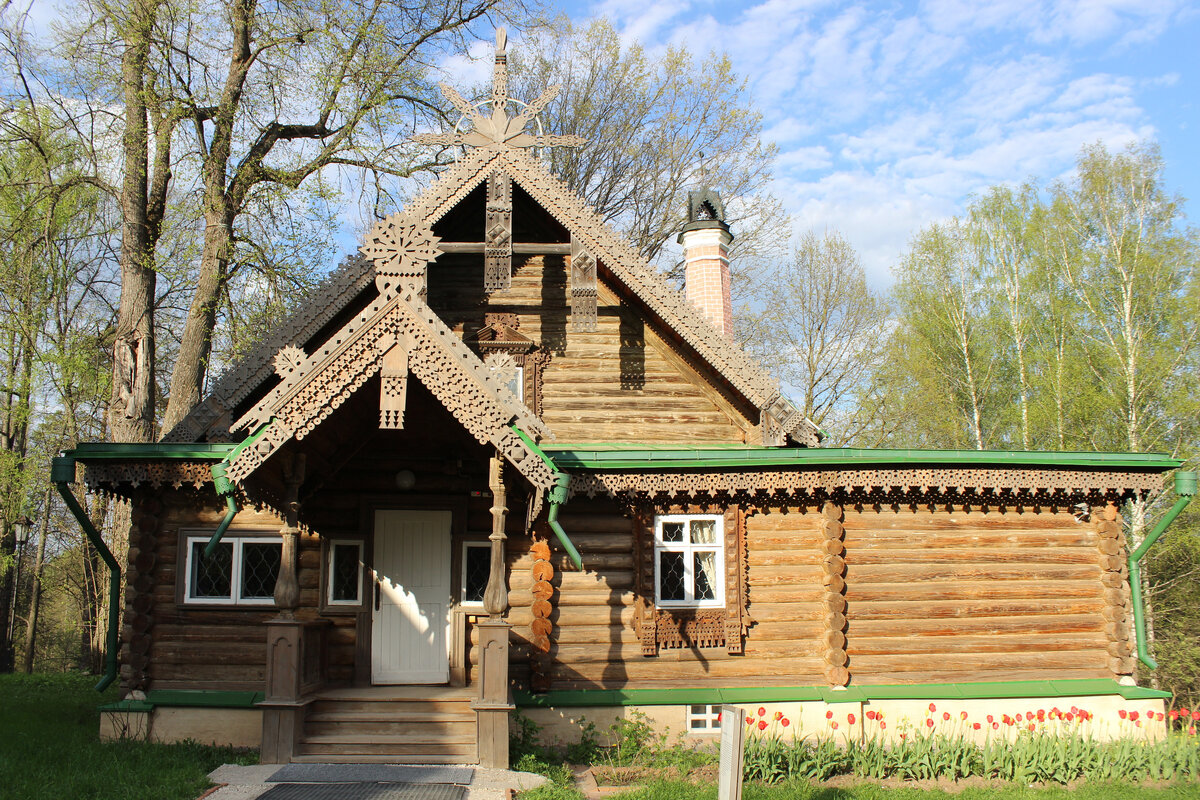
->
<box><xmin>99</xmin><ymin>699</ymin><xmax>155</xmax><ymax>713</ymax></box>
<box><xmin>543</xmin><ymin>445</ymin><xmax>1180</xmax><ymax>472</ymax></box>
<box><xmin>66</xmin><ymin>442</ymin><xmax>237</xmax><ymax>461</ymax></box>
<box><xmin>513</xmin><ymin>679</ymin><xmax>1169</xmax><ymax>708</ymax></box>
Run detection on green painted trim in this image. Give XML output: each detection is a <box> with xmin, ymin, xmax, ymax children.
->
<box><xmin>99</xmin><ymin>700</ymin><xmax>155</xmax><ymax>713</ymax></box>
<box><xmin>143</xmin><ymin>690</ymin><xmax>266</xmax><ymax>709</ymax></box>
<box><xmin>512</xmin><ymin>425</ymin><xmax>583</xmax><ymax>570</ymax></box>
<box><xmin>1130</xmin><ymin>471</ymin><xmax>1196</xmax><ymax>669</ymax></box>
<box><xmin>513</xmin><ymin>679</ymin><xmax>1169</xmax><ymax>708</ymax></box>
<box><xmin>543</xmin><ymin>445</ymin><xmax>1180</xmax><ymax>472</ymax></box>
<box><xmin>66</xmin><ymin>442</ymin><xmax>237</xmax><ymax>460</ymax></box>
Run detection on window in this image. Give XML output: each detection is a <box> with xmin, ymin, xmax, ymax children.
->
<box><xmin>184</xmin><ymin>535</ymin><xmax>280</xmax><ymax>605</ymax></box>
<box><xmin>654</xmin><ymin>515</ymin><xmax>724</xmax><ymax>608</ymax></box>
<box><xmin>461</xmin><ymin>542</ymin><xmax>491</xmax><ymax>606</ymax></box>
<box><xmin>327</xmin><ymin>540</ymin><xmax>364</xmax><ymax>606</ymax></box>
<box><xmin>686</xmin><ymin>704</ymin><xmax>722</xmax><ymax>732</ymax></box>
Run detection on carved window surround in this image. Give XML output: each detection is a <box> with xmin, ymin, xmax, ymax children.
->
<box><xmin>633</xmin><ymin>504</ymin><xmax>750</xmax><ymax>656</ymax></box>
<box><xmin>473</xmin><ymin>313</ymin><xmax>550</xmax><ymax>416</ymax></box>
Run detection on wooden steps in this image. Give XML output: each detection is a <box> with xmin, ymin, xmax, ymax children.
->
<box><xmin>294</xmin><ymin>685</ymin><xmax>478</xmax><ymax>764</ymax></box>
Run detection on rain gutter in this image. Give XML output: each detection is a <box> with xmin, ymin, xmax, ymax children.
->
<box><xmin>203</xmin><ymin>422</ymin><xmax>273</xmax><ymax>558</ymax></box>
<box><xmin>1129</xmin><ymin>469</ymin><xmax>1196</xmax><ymax>670</ymax></box>
<box><xmin>512</xmin><ymin>425</ymin><xmax>582</xmax><ymax>569</ymax></box>
<box><xmin>50</xmin><ymin>455</ymin><xmax>120</xmax><ymax>692</ymax></box>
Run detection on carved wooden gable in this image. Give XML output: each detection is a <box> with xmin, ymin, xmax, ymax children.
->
<box><xmin>163</xmin><ymin>31</ymin><xmax>820</xmax><ymax>453</ymax></box>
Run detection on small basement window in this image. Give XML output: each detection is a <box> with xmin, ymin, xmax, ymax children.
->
<box><xmin>461</xmin><ymin>541</ymin><xmax>491</xmax><ymax>606</ymax></box>
<box><xmin>184</xmin><ymin>535</ymin><xmax>280</xmax><ymax>606</ymax></box>
<box><xmin>327</xmin><ymin>540</ymin><xmax>364</xmax><ymax>606</ymax></box>
<box><xmin>654</xmin><ymin>514</ymin><xmax>724</xmax><ymax>608</ymax></box>
<box><xmin>686</xmin><ymin>704</ymin><xmax>722</xmax><ymax>732</ymax></box>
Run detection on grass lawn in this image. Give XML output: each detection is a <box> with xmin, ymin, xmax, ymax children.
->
<box><xmin>0</xmin><ymin>672</ymin><xmax>255</xmax><ymax>800</ymax></box>
<box><xmin>520</xmin><ymin>778</ymin><xmax>1200</xmax><ymax>800</ymax></box>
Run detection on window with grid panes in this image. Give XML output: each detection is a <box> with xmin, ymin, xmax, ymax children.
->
<box><xmin>686</xmin><ymin>704</ymin><xmax>722</xmax><ymax>732</ymax></box>
<box><xmin>327</xmin><ymin>540</ymin><xmax>363</xmax><ymax>605</ymax></box>
<box><xmin>461</xmin><ymin>542</ymin><xmax>490</xmax><ymax>605</ymax></box>
<box><xmin>653</xmin><ymin>515</ymin><xmax>724</xmax><ymax>608</ymax></box>
<box><xmin>184</xmin><ymin>535</ymin><xmax>280</xmax><ymax>605</ymax></box>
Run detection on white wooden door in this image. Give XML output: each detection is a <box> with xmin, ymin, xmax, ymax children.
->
<box><xmin>371</xmin><ymin>509</ymin><xmax>452</xmax><ymax>684</ymax></box>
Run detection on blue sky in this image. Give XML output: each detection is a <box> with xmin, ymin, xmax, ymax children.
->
<box><xmin>528</xmin><ymin>0</ymin><xmax>1198</xmax><ymax>286</ymax></box>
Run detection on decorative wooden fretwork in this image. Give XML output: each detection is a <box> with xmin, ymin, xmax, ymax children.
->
<box><xmin>164</xmin><ymin>31</ymin><xmax>821</xmax><ymax>450</ymax></box>
<box><xmin>1094</xmin><ymin>502</ymin><xmax>1135</xmax><ymax>677</ymax></box>
<box><xmin>819</xmin><ymin>502</ymin><xmax>850</xmax><ymax>686</ymax></box>
<box><xmin>634</xmin><ymin>506</ymin><xmax>749</xmax><ymax>655</ymax></box>
<box><xmin>528</xmin><ymin>537</ymin><xmax>554</xmax><ymax>692</ymax></box>
<box><xmin>570</xmin><ymin>468</ymin><xmax>1164</xmax><ymax>504</ymax></box>
<box><xmin>484</xmin><ymin>173</ymin><xmax>513</xmax><ymax>291</ymax></box>
<box><xmin>569</xmin><ymin>236</ymin><xmax>598</xmax><ymax>332</ymax></box>
<box><xmin>379</xmin><ymin>337</ymin><xmax>410</xmax><ymax>429</ymax></box>
<box><xmin>472</xmin><ymin>314</ymin><xmax>550</xmax><ymax>416</ymax></box>
<box><xmin>84</xmin><ymin>461</ymin><xmax>215</xmax><ymax>491</ymax></box>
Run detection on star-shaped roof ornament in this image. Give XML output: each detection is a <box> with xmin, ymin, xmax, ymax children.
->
<box><xmin>413</xmin><ymin>28</ymin><xmax>586</xmax><ymax>152</ymax></box>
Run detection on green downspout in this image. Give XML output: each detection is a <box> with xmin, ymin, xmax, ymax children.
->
<box><xmin>1129</xmin><ymin>470</ymin><xmax>1196</xmax><ymax>670</ymax></box>
<box><xmin>512</xmin><ymin>426</ymin><xmax>582</xmax><ymax>569</ymax></box>
<box><xmin>51</xmin><ymin>456</ymin><xmax>120</xmax><ymax>692</ymax></box>
<box><xmin>203</xmin><ymin>422</ymin><xmax>272</xmax><ymax>558</ymax></box>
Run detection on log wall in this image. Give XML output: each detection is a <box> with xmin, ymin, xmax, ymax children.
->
<box><xmin>427</xmin><ymin>255</ymin><xmax>755</xmax><ymax>444</ymax></box>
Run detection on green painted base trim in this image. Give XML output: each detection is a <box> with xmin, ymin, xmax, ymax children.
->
<box><xmin>98</xmin><ymin>690</ymin><xmax>266</xmax><ymax>712</ymax></box>
<box><xmin>513</xmin><ymin>679</ymin><xmax>1170</xmax><ymax>708</ymax></box>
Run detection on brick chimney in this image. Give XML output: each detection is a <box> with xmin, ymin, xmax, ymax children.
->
<box><xmin>678</xmin><ymin>188</ymin><xmax>734</xmax><ymax>339</ymax></box>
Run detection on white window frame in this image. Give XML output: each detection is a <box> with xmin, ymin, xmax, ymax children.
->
<box><xmin>653</xmin><ymin>514</ymin><xmax>725</xmax><ymax>609</ymax></box>
<box><xmin>326</xmin><ymin>539</ymin><xmax>364</xmax><ymax>606</ymax></box>
<box><xmin>686</xmin><ymin>704</ymin><xmax>722</xmax><ymax>733</ymax></box>
<box><xmin>460</xmin><ymin>541</ymin><xmax>491</xmax><ymax>608</ymax></box>
<box><xmin>183</xmin><ymin>534</ymin><xmax>280</xmax><ymax>606</ymax></box>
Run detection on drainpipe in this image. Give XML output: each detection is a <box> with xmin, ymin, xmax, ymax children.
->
<box><xmin>1129</xmin><ymin>470</ymin><xmax>1196</xmax><ymax>670</ymax></box>
<box><xmin>51</xmin><ymin>456</ymin><xmax>120</xmax><ymax>692</ymax></box>
<box><xmin>511</xmin><ymin>426</ymin><xmax>582</xmax><ymax>569</ymax></box>
<box><xmin>202</xmin><ymin>422</ymin><xmax>273</xmax><ymax>558</ymax></box>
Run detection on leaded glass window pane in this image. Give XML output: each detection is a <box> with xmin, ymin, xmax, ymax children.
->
<box><xmin>690</xmin><ymin>519</ymin><xmax>716</xmax><ymax>544</ymax></box>
<box><xmin>661</xmin><ymin>521</ymin><xmax>684</xmax><ymax>542</ymax></box>
<box><xmin>191</xmin><ymin>541</ymin><xmax>233</xmax><ymax>599</ymax></box>
<box><xmin>658</xmin><ymin>551</ymin><xmax>685</xmax><ymax>601</ymax></box>
<box><xmin>464</xmin><ymin>545</ymin><xmax>490</xmax><ymax>603</ymax></box>
<box><xmin>241</xmin><ymin>542</ymin><xmax>281</xmax><ymax>599</ymax></box>
<box><xmin>694</xmin><ymin>551</ymin><xmax>717</xmax><ymax>600</ymax></box>
<box><xmin>330</xmin><ymin>543</ymin><xmax>361</xmax><ymax>603</ymax></box>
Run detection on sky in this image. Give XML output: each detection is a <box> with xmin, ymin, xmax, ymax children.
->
<box><xmin>516</xmin><ymin>0</ymin><xmax>1199</xmax><ymax>286</ymax></box>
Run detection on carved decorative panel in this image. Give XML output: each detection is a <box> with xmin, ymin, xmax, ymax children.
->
<box><xmin>484</xmin><ymin>173</ymin><xmax>513</xmax><ymax>291</ymax></box>
<box><xmin>569</xmin><ymin>236</ymin><xmax>598</xmax><ymax>332</ymax></box>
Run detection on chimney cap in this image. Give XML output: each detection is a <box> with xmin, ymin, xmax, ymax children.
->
<box><xmin>679</xmin><ymin>188</ymin><xmax>732</xmax><ymax>240</ymax></box>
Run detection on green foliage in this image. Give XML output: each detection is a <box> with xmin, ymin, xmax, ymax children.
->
<box><xmin>0</xmin><ymin>672</ymin><xmax>255</xmax><ymax>800</ymax></box>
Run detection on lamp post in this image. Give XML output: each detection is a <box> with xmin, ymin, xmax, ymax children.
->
<box><xmin>4</xmin><ymin>516</ymin><xmax>30</xmax><ymax>673</ymax></box>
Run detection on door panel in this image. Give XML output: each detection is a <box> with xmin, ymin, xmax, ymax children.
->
<box><xmin>371</xmin><ymin>509</ymin><xmax>452</xmax><ymax>683</ymax></box>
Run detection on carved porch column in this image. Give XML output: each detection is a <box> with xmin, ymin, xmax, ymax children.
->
<box><xmin>261</xmin><ymin>454</ymin><xmax>312</xmax><ymax>763</ymax></box>
<box><xmin>475</xmin><ymin>453</ymin><xmax>514</xmax><ymax>768</ymax></box>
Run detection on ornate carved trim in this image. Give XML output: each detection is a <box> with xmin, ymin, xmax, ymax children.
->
<box><xmin>569</xmin><ymin>236</ymin><xmax>598</xmax><ymax>332</ymax></box>
<box><xmin>472</xmin><ymin>315</ymin><xmax>550</xmax><ymax>417</ymax></box>
<box><xmin>484</xmin><ymin>172</ymin><xmax>513</xmax><ymax>291</ymax></box>
<box><xmin>570</xmin><ymin>468</ymin><xmax>1164</xmax><ymax>503</ymax></box>
<box><xmin>84</xmin><ymin>462</ymin><xmax>214</xmax><ymax>491</ymax></box>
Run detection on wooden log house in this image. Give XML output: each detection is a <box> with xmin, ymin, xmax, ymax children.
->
<box><xmin>66</xmin><ymin>32</ymin><xmax>1185</xmax><ymax>765</ymax></box>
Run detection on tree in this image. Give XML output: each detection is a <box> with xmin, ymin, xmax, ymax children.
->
<box><xmin>739</xmin><ymin>230</ymin><xmax>888</xmax><ymax>444</ymax></box>
<box><xmin>506</xmin><ymin>18</ymin><xmax>779</xmax><ymax>270</ymax></box>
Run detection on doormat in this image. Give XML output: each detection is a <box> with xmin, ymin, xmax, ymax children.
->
<box><xmin>268</xmin><ymin>765</ymin><xmax>475</xmax><ymax>784</ymax></box>
<box><xmin>257</xmin><ymin>783</ymin><xmax>468</xmax><ymax>800</ymax></box>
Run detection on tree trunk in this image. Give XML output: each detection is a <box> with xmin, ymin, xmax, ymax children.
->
<box><xmin>22</xmin><ymin>510</ymin><xmax>48</xmax><ymax>674</ymax></box>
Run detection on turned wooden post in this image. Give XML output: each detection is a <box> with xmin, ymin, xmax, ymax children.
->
<box><xmin>475</xmin><ymin>453</ymin><xmax>514</xmax><ymax>768</ymax></box>
<box><xmin>261</xmin><ymin>454</ymin><xmax>310</xmax><ymax>763</ymax></box>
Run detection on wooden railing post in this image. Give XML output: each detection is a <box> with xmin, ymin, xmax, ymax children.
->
<box><xmin>475</xmin><ymin>454</ymin><xmax>513</xmax><ymax>768</ymax></box>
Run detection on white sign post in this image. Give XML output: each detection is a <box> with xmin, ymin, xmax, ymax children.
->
<box><xmin>718</xmin><ymin>705</ymin><xmax>746</xmax><ymax>800</ymax></box>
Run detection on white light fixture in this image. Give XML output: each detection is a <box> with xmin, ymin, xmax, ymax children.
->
<box><xmin>395</xmin><ymin>470</ymin><xmax>416</xmax><ymax>490</ymax></box>
<box><xmin>13</xmin><ymin>516</ymin><xmax>31</xmax><ymax>546</ymax></box>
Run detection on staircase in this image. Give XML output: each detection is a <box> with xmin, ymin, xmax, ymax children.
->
<box><xmin>292</xmin><ymin>685</ymin><xmax>478</xmax><ymax>764</ymax></box>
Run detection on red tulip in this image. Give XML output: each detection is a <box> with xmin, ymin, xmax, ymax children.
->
<box><xmin>781</xmin><ymin>718</ymin><xmax>790</xmax><ymax>728</ymax></box>
<box><xmin>1170</xmin><ymin>710</ymin><xmax>1179</xmax><ymax>721</ymax></box>
<box><xmin>774</xmin><ymin>711</ymin><xmax>783</xmax><ymax>721</ymax></box>
<box><xmin>899</xmin><ymin>732</ymin><xmax>906</xmax><ymax>739</ymax></box>
<box><xmin>746</xmin><ymin>717</ymin><xmax>754</xmax><ymax>726</ymax></box>
<box><xmin>929</xmin><ymin>703</ymin><xmax>937</xmax><ymax>712</ymax></box>
<box><xmin>1119</xmin><ymin>710</ymin><xmax>1128</xmax><ymax>720</ymax></box>
<box><xmin>717</xmin><ymin>713</ymin><xmax>722</xmax><ymax>723</ymax></box>
<box><xmin>879</xmin><ymin>721</ymin><xmax>886</xmax><ymax>730</ymax></box>
<box><xmin>987</xmin><ymin>715</ymin><xmax>994</xmax><ymax>723</ymax></box>
<box><xmin>973</xmin><ymin>722</ymin><xmax>981</xmax><ymax>730</ymax></box>
<box><xmin>847</xmin><ymin>713</ymin><xmax>856</xmax><ymax>725</ymax></box>
<box><xmin>926</xmin><ymin>718</ymin><xmax>934</xmax><ymax>728</ymax></box>
<box><xmin>1192</xmin><ymin>711</ymin><xmax>1200</xmax><ymax>722</ymax></box>
<box><xmin>1028</xmin><ymin>723</ymin><xmax>1035</xmax><ymax>732</ymax></box>
<box><xmin>1015</xmin><ymin>714</ymin><xmax>1023</xmax><ymax>722</ymax></box>
<box><xmin>865</xmin><ymin>710</ymin><xmax>876</xmax><ymax>721</ymax></box>
<box><xmin>1064</xmin><ymin>713</ymin><xmax>1074</xmax><ymax>723</ymax></box>
<box><xmin>758</xmin><ymin>707</ymin><xmax>766</xmax><ymax>716</ymax></box>
<box><xmin>960</xmin><ymin>711</ymin><xmax>968</xmax><ymax>721</ymax></box>
<box><xmin>758</xmin><ymin>720</ymin><xmax>767</xmax><ymax>731</ymax></box>
<box><xmin>826</xmin><ymin>710</ymin><xmax>833</xmax><ymax>719</ymax></box>
<box><xmin>942</xmin><ymin>712</ymin><xmax>951</xmax><ymax>721</ymax></box>
<box><xmin>1189</xmin><ymin>726</ymin><xmax>1196</xmax><ymax>735</ymax></box>
<box><xmin>1156</xmin><ymin>712</ymin><xmax>1164</xmax><ymax>722</ymax></box>
<box><xmin>1130</xmin><ymin>711</ymin><xmax>1140</xmax><ymax>722</ymax></box>
<box><xmin>992</xmin><ymin>722</ymin><xmax>999</xmax><ymax>730</ymax></box>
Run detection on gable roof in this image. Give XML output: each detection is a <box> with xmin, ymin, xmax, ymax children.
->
<box><xmin>163</xmin><ymin>33</ymin><xmax>821</xmax><ymax>489</ymax></box>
